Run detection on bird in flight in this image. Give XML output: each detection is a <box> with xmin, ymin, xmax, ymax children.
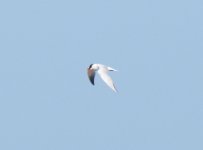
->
<box><xmin>87</xmin><ymin>64</ymin><xmax>118</xmax><ymax>92</ymax></box>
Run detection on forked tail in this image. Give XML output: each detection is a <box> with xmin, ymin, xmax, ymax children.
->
<box><xmin>107</xmin><ymin>67</ymin><xmax>118</xmax><ymax>71</ymax></box>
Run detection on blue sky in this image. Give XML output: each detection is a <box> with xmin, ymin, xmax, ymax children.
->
<box><xmin>0</xmin><ymin>0</ymin><xmax>203</xmax><ymax>150</ymax></box>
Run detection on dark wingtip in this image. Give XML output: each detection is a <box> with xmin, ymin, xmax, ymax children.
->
<box><xmin>90</xmin><ymin>78</ymin><xmax>95</xmax><ymax>85</ymax></box>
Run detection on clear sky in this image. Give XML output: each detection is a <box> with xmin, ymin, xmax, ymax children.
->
<box><xmin>0</xmin><ymin>0</ymin><xmax>203</xmax><ymax>150</ymax></box>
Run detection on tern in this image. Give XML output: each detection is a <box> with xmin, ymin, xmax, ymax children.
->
<box><xmin>87</xmin><ymin>64</ymin><xmax>118</xmax><ymax>92</ymax></box>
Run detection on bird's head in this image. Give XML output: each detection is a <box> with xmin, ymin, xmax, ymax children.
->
<box><xmin>88</xmin><ymin>64</ymin><xmax>99</xmax><ymax>71</ymax></box>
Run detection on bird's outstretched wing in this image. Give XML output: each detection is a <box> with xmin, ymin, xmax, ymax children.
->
<box><xmin>98</xmin><ymin>69</ymin><xmax>117</xmax><ymax>92</ymax></box>
<box><xmin>87</xmin><ymin>68</ymin><xmax>95</xmax><ymax>85</ymax></box>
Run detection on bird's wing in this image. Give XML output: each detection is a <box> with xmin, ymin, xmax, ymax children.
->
<box><xmin>87</xmin><ymin>68</ymin><xmax>95</xmax><ymax>85</ymax></box>
<box><xmin>97</xmin><ymin>69</ymin><xmax>117</xmax><ymax>92</ymax></box>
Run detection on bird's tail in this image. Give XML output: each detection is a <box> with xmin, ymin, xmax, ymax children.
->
<box><xmin>107</xmin><ymin>67</ymin><xmax>118</xmax><ymax>71</ymax></box>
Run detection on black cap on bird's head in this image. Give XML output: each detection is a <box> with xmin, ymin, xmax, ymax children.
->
<box><xmin>88</xmin><ymin>64</ymin><xmax>93</xmax><ymax>69</ymax></box>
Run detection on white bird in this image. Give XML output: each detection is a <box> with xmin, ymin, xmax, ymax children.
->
<box><xmin>87</xmin><ymin>64</ymin><xmax>118</xmax><ymax>92</ymax></box>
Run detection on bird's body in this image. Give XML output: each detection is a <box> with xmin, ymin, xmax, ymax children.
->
<box><xmin>87</xmin><ymin>64</ymin><xmax>118</xmax><ymax>92</ymax></box>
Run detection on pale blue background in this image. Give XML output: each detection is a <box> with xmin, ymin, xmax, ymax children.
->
<box><xmin>0</xmin><ymin>0</ymin><xmax>203</xmax><ymax>150</ymax></box>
